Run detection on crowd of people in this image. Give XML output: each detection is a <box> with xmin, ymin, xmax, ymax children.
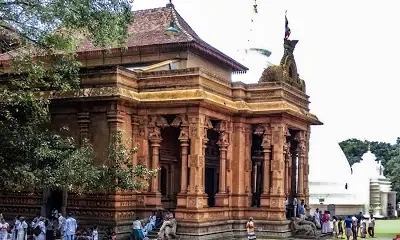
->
<box><xmin>0</xmin><ymin>210</ymin><xmax>79</xmax><ymax>240</ymax></box>
<box><xmin>130</xmin><ymin>209</ymin><xmax>177</xmax><ymax>240</ymax></box>
<box><xmin>312</xmin><ymin>209</ymin><xmax>376</xmax><ymax>239</ymax></box>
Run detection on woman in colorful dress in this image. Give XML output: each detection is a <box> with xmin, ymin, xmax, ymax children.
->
<box><xmin>321</xmin><ymin>211</ymin><xmax>329</xmax><ymax>234</ymax></box>
<box><xmin>246</xmin><ymin>217</ymin><xmax>256</xmax><ymax>240</ymax></box>
<box><xmin>360</xmin><ymin>217</ymin><xmax>367</xmax><ymax>238</ymax></box>
<box><xmin>0</xmin><ymin>218</ymin><xmax>9</xmax><ymax>240</ymax></box>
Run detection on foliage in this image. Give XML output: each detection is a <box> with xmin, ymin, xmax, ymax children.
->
<box><xmin>339</xmin><ymin>138</ymin><xmax>397</xmax><ymax>169</ymax></box>
<box><xmin>0</xmin><ymin>0</ymin><xmax>157</xmax><ymax>194</ymax></box>
<box><xmin>0</xmin><ymin>126</ymin><xmax>157</xmax><ymax>194</ymax></box>
<box><xmin>339</xmin><ymin>138</ymin><xmax>400</xmax><ymax>202</ymax></box>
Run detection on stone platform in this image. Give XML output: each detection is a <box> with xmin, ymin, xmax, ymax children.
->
<box><xmin>175</xmin><ymin>220</ymin><xmax>291</xmax><ymax>240</ymax></box>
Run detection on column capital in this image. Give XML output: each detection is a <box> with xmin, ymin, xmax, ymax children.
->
<box><xmin>107</xmin><ymin>110</ymin><xmax>125</xmax><ymax>124</ymax></box>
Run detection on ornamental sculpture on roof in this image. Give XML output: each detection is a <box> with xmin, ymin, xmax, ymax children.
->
<box><xmin>259</xmin><ymin>39</ymin><xmax>306</xmax><ymax>92</ymax></box>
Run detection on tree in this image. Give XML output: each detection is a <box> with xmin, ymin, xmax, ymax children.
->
<box><xmin>0</xmin><ymin>0</ymin><xmax>157</xmax><ymax>193</ymax></box>
<box><xmin>386</xmin><ymin>150</ymin><xmax>400</xmax><ymax>203</ymax></box>
<box><xmin>339</xmin><ymin>139</ymin><xmax>397</xmax><ymax>172</ymax></box>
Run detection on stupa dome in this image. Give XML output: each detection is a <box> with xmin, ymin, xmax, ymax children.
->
<box><xmin>308</xmin><ymin>126</ymin><xmax>359</xmax><ymax>204</ymax></box>
<box><xmin>309</xmin><ymin>127</ymin><xmax>352</xmax><ymax>183</ymax></box>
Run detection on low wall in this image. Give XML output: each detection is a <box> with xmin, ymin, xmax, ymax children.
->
<box><xmin>309</xmin><ymin>204</ymin><xmax>364</xmax><ymax>217</ymax></box>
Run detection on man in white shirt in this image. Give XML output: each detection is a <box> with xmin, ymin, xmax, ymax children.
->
<box><xmin>64</xmin><ymin>213</ymin><xmax>77</xmax><ymax>240</ymax></box>
<box><xmin>368</xmin><ymin>215</ymin><xmax>375</xmax><ymax>238</ymax></box>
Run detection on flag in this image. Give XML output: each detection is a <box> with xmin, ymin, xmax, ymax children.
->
<box><xmin>285</xmin><ymin>11</ymin><xmax>291</xmax><ymax>39</ymax></box>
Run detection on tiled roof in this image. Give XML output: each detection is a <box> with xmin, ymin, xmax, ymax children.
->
<box><xmin>0</xmin><ymin>5</ymin><xmax>248</xmax><ymax>73</ymax></box>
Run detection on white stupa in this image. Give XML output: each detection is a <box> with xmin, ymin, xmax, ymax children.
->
<box><xmin>308</xmin><ymin>127</ymin><xmax>359</xmax><ymax>205</ymax></box>
<box><xmin>351</xmin><ymin>147</ymin><xmax>397</xmax><ymax>217</ymax></box>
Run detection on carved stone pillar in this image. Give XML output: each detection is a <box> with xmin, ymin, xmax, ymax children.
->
<box><xmin>284</xmin><ymin>142</ymin><xmax>292</xmax><ymax>197</ymax></box>
<box><xmin>148</xmin><ymin>116</ymin><xmax>169</xmax><ymax>193</ymax></box>
<box><xmin>182</xmin><ymin>114</ymin><xmax>210</xmax><ymax>209</ymax></box>
<box><xmin>107</xmin><ymin>110</ymin><xmax>125</xmax><ymax>136</ymax></box>
<box><xmin>296</xmin><ymin>131</ymin><xmax>306</xmax><ymax>199</ymax></box>
<box><xmin>269</xmin><ymin>123</ymin><xmax>287</xmax><ymax>220</ymax></box>
<box><xmin>305</xmin><ymin>129</ymin><xmax>311</xmax><ymax>204</ymax></box>
<box><xmin>215</xmin><ymin>121</ymin><xmax>229</xmax><ymax>206</ymax></box>
<box><xmin>170</xmin><ymin>115</ymin><xmax>189</xmax><ymax>195</ymax></box>
<box><xmin>77</xmin><ymin>112</ymin><xmax>90</xmax><ymax>144</ymax></box>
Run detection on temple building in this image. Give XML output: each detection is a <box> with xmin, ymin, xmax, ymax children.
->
<box><xmin>0</xmin><ymin>3</ymin><xmax>321</xmax><ymax>239</ymax></box>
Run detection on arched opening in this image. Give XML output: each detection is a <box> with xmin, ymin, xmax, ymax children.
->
<box><xmin>205</xmin><ymin>123</ymin><xmax>219</xmax><ymax>207</ymax></box>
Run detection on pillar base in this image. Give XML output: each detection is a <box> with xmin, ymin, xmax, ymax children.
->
<box><xmin>215</xmin><ymin>193</ymin><xmax>229</xmax><ymax>207</ymax></box>
<box><xmin>175</xmin><ymin>193</ymin><xmax>208</xmax><ymax>209</ymax></box>
<box><xmin>260</xmin><ymin>194</ymin><xmax>270</xmax><ymax>208</ymax></box>
<box><xmin>143</xmin><ymin>192</ymin><xmax>162</xmax><ymax>208</ymax></box>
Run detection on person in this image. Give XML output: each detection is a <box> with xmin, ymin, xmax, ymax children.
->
<box><xmin>356</xmin><ymin>212</ymin><xmax>363</xmax><ymax>235</ymax></box>
<box><xmin>34</xmin><ymin>217</ymin><xmax>46</xmax><ymax>240</ymax></box>
<box><xmin>58</xmin><ymin>213</ymin><xmax>65</xmax><ymax>240</ymax></box>
<box><xmin>338</xmin><ymin>218</ymin><xmax>344</xmax><ymax>239</ymax></box>
<box><xmin>368</xmin><ymin>215</ymin><xmax>375</xmax><ymax>238</ymax></box>
<box><xmin>313</xmin><ymin>208</ymin><xmax>321</xmax><ymax>229</ymax></box>
<box><xmin>12</xmin><ymin>216</ymin><xmax>22</xmax><ymax>240</ymax></box>
<box><xmin>351</xmin><ymin>215</ymin><xmax>358</xmax><ymax>240</ymax></box>
<box><xmin>298</xmin><ymin>201</ymin><xmax>305</xmax><ymax>220</ymax></box>
<box><xmin>92</xmin><ymin>226</ymin><xmax>98</xmax><ymax>240</ymax></box>
<box><xmin>293</xmin><ymin>197</ymin><xmax>298</xmax><ymax>217</ymax></box>
<box><xmin>64</xmin><ymin>213</ymin><xmax>77</xmax><ymax>240</ymax></box>
<box><xmin>0</xmin><ymin>218</ymin><xmax>9</xmax><ymax>240</ymax></box>
<box><xmin>321</xmin><ymin>211</ymin><xmax>329</xmax><ymax>234</ymax></box>
<box><xmin>332</xmin><ymin>216</ymin><xmax>338</xmax><ymax>237</ymax></box>
<box><xmin>344</xmin><ymin>215</ymin><xmax>353</xmax><ymax>240</ymax></box>
<box><xmin>157</xmin><ymin>214</ymin><xmax>176</xmax><ymax>240</ymax></box>
<box><xmin>360</xmin><ymin>217</ymin><xmax>367</xmax><ymax>238</ymax></box>
<box><xmin>111</xmin><ymin>232</ymin><xmax>116</xmax><ymax>240</ymax></box>
<box><xmin>131</xmin><ymin>217</ymin><xmax>143</xmax><ymax>240</ymax></box>
<box><xmin>246</xmin><ymin>217</ymin><xmax>256</xmax><ymax>240</ymax></box>
<box><xmin>17</xmin><ymin>217</ymin><xmax>28</xmax><ymax>240</ymax></box>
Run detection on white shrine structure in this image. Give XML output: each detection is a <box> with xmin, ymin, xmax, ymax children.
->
<box><xmin>308</xmin><ymin>127</ymin><xmax>363</xmax><ymax>216</ymax></box>
<box><xmin>351</xmin><ymin>146</ymin><xmax>397</xmax><ymax>218</ymax></box>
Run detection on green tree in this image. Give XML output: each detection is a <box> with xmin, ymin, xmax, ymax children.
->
<box><xmin>339</xmin><ymin>139</ymin><xmax>397</xmax><ymax>171</ymax></box>
<box><xmin>0</xmin><ymin>0</ymin><xmax>156</xmax><ymax>193</ymax></box>
<box><xmin>386</xmin><ymin>150</ymin><xmax>400</xmax><ymax>203</ymax></box>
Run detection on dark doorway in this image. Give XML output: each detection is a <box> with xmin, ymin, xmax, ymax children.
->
<box><xmin>46</xmin><ymin>190</ymin><xmax>63</xmax><ymax>218</ymax></box>
<box><xmin>205</xmin><ymin>168</ymin><xmax>217</xmax><ymax>207</ymax></box>
<box><xmin>205</xmin><ymin>123</ymin><xmax>219</xmax><ymax>208</ymax></box>
<box><xmin>251</xmin><ymin>134</ymin><xmax>263</xmax><ymax>207</ymax></box>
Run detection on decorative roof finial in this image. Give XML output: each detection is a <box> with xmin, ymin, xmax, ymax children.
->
<box><xmin>167</xmin><ymin>0</ymin><xmax>174</xmax><ymax>8</ymax></box>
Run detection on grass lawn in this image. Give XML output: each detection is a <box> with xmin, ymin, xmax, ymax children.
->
<box><xmin>375</xmin><ymin>219</ymin><xmax>400</xmax><ymax>238</ymax></box>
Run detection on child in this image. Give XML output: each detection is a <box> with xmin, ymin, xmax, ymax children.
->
<box><xmin>338</xmin><ymin>217</ymin><xmax>344</xmax><ymax>239</ymax></box>
<box><xmin>92</xmin><ymin>226</ymin><xmax>98</xmax><ymax>240</ymax></box>
<box><xmin>111</xmin><ymin>232</ymin><xmax>116</xmax><ymax>240</ymax></box>
<box><xmin>332</xmin><ymin>216</ymin><xmax>338</xmax><ymax>237</ymax></box>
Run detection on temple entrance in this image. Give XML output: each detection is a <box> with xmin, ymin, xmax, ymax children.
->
<box><xmin>160</xmin><ymin>121</ymin><xmax>181</xmax><ymax>209</ymax></box>
<box><xmin>251</xmin><ymin>134</ymin><xmax>263</xmax><ymax>207</ymax></box>
<box><xmin>43</xmin><ymin>189</ymin><xmax>63</xmax><ymax>218</ymax></box>
<box><xmin>287</xmin><ymin>129</ymin><xmax>299</xmax><ymax>218</ymax></box>
<box><xmin>205</xmin><ymin>124</ymin><xmax>219</xmax><ymax>207</ymax></box>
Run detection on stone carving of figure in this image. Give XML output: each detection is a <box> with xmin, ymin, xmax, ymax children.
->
<box><xmin>290</xmin><ymin>217</ymin><xmax>317</xmax><ymax>236</ymax></box>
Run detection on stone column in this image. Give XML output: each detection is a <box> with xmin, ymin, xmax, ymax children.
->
<box><xmin>284</xmin><ymin>141</ymin><xmax>291</xmax><ymax>197</ymax></box>
<box><xmin>184</xmin><ymin>114</ymin><xmax>210</xmax><ymax>209</ymax></box>
<box><xmin>215</xmin><ymin>121</ymin><xmax>229</xmax><ymax>206</ymax></box>
<box><xmin>148</xmin><ymin>116</ymin><xmax>169</xmax><ymax>193</ymax></box>
<box><xmin>147</xmin><ymin>116</ymin><xmax>169</xmax><ymax>207</ymax></box>
<box><xmin>269</xmin><ymin>123</ymin><xmax>287</xmax><ymax>220</ymax></box>
<box><xmin>107</xmin><ymin>110</ymin><xmax>125</xmax><ymax>136</ymax></box>
<box><xmin>296</xmin><ymin>131</ymin><xmax>306</xmax><ymax>199</ymax></box>
<box><xmin>170</xmin><ymin>115</ymin><xmax>190</xmax><ymax>195</ymax></box>
<box><xmin>304</xmin><ymin>129</ymin><xmax>311</xmax><ymax>205</ymax></box>
<box><xmin>77</xmin><ymin>112</ymin><xmax>90</xmax><ymax>144</ymax></box>
<box><xmin>256</xmin><ymin>124</ymin><xmax>272</xmax><ymax>208</ymax></box>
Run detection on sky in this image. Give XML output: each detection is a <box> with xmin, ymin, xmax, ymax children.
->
<box><xmin>132</xmin><ymin>0</ymin><xmax>400</xmax><ymax>144</ymax></box>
